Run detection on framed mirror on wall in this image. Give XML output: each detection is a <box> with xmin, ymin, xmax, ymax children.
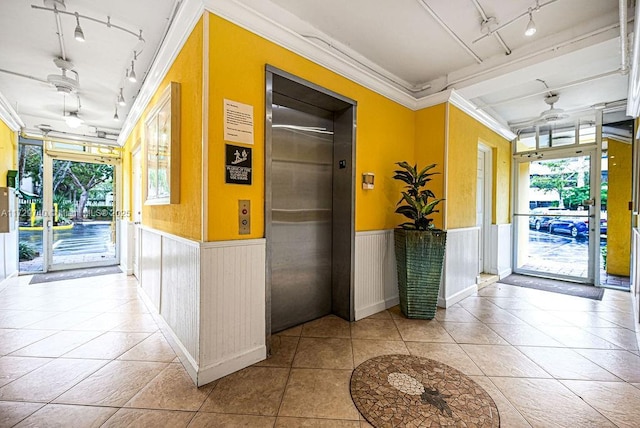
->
<box><xmin>145</xmin><ymin>81</ymin><xmax>181</xmax><ymax>205</ymax></box>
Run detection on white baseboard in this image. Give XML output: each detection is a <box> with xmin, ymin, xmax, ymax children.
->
<box><xmin>197</xmin><ymin>346</ymin><xmax>267</xmax><ymax>387</ymax></box>
<box><xmin>438</xmin><ymin>283</ymin><xmax>478</xmax><ymax>308</ymax></box>
<box><xmin>499</xmin><ymin>268</ymin><xmax>512</xmax><ymax>279</ymax></box>
<box><xmin>355</xmin><ymin>301</ymin><xmax>388</xmax><ymax>320</ymax></box>
<box><xmin>120</xmin><ymin>262</ymin><xmax>134</xmax><ymax>276</ymax></box>
<box><xmin>0</xmin><ymin>271</ymin><xmax>19</xmax><ymax>293</ymax></box>
<box><xmin>354</xmin><ymin>295</ymin><xmax>399</xmax><ymax>320</ymax></box>
<box><xmin>386</xmin><ymin>296</ymin><xmax>399</xmax><ymax>309</ymax></box>
<box><xmin>137</xmin><ymin>285</ymin><xmax>199</xmax><ymax>385</ymax></box>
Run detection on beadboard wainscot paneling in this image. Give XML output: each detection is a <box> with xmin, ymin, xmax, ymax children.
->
<box><xmin>198</xmin><ymin>238</ymin><xmax>266</xmax><ymax>386</ymax></box>
<box><xmin>0</xmin><ymin>226</ymin><xmax>17</xmax><ymax>287</ymax></box>
<box><xmin>119</xmin><ymin>220</ymin><xmax>135</xmax><ymax>275</ymax></box>
<box><xmin>633</xmin><ymin>229</ymin><xmax>640</xmax><ymax>327</ymax></box>
<box><xmin>354</xmin><ymin>230</ymin><xmax>398</xmax><ymax>320</ymax></box>
<box><xmin>490</xmin><ymin>223</ymin><xmax>512</xmax><ymax>279</ymax></box>
<box><xmin>160</xmin><ymin>234</ymin><xmax>200</xmax><ymax>367</ymax></box>
<box><xmin>439</xmin><ymin>227</ymin><xmax>480</xmax><ymax>308</ymax></box>
<box><xmin>140</xmin><ymin>227</ymin><xmax>162</xmax><ymax>312</ymax></box>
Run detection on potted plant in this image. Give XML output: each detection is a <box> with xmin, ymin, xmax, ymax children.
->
<box><xmin>393</xmin><ymin>161</ymin><xmax>446</xmax><ymax>319</ymax></box>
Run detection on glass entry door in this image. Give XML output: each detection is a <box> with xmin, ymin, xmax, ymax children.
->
<box><xmin>43</xmin><ymin>156</ymin><xmax>118</xmax><ymax>271</ymax></box>
<box><xmin>514</xmin><ymin>151</ymin><xmax>600</xmax><ymax>284</ymax></box>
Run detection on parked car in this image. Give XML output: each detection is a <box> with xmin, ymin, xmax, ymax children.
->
<box><xmin>529</xmin><ymin>208</ymin><xmax>566</xmax><ymax>231</ymax></box>
<box><xmin>585</xmin><ymin>217</ymin><xmax>607</xmax><ymax>235</ymax></box>
<box><xmin>548</xmin><ymin>217</ymin><xmax>588</xmax><ymax>238</ymax></box>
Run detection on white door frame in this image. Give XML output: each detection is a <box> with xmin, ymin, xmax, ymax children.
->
<box><xmin>512</xmin><ymin>147</ymin><xmax>599</xmax><ymax>284</ymax></box>
<box><xmin>132</xmin><ymin>145</ymin><xmax>142</xmax><ymax>279</ymax></box>
<box><xmin>43</xmin><ymin>151</ymin><xmax>121</xmax><ymax>272</ymax></box>
<box><xmin>478</xmin><ymin>144</ymin><xmax>493</xmax><ymax>274</ymax></box>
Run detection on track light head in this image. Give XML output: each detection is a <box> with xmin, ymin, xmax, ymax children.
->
<box><xmin>113</xmin><ymin>106</ymin><xmax>120</xmax><ymax>121</ymax></box>
<box><xmin>118</xmin><ymin>88</ymin><xmax>126</xmax><ymax>106</ymax></box>
<box><xmin>525</xmin><ymin>11</ymin><xmax>536</xmax><ymax>36</ymax></box>
<box><xmin>128</xmin><ymin>60</ymin><xmax>137</xmax><ymax>83</ymax></box>
<box><xmin>74</xmin><ymin>12</ymin><xmax>85</xmax><ymax>42</ymax></box>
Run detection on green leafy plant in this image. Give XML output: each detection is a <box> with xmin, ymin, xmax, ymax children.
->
<box><xmin>393</xmin><ymin>161</ymin><xmax>444</xmax><ymax>230</ymax></box>
<box><xmin>19</xmin><ymin>242</ymin><xmax>37</xmax><ymax>261</ymax></box>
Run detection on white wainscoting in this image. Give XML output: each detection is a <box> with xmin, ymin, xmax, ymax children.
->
<box><xmin>119</xmin><ymin>220</ymin><xmax>135</xmax><ymax>275</ymax></box>
<box><xmin>199</xmin><ymin>240</ymin><xmax>266</xmax><ymax>385</ymax></box>
<box><xmin>354</xmin><ymin>230</ymin><xmax>398</xmax><ymax>320</ymax></box>
<box><xmin>160</xmin><ymin>236</ymin><xmax>200</xmax><ymax>362</ymax></box>
<box><xmin>439</xmin><ymin>227</ymin><xmax>480</xmax><ymax>308</ymax></box>
<box><xmin>632</xmin><ymin>229</ymin><xmax>640</xmax><ymax>332</ymax></box>
<box><xmin>140</xmin><ymin>229</ymin><xmax>162</xmax><ymax>311</ymax></box>
<box><xmin>489</xmin><ymin>223</ymin><xmax>512</xmax><ymax>279</ymax></box>
<box><xmin>138</xmin><ymin>227</ymin><xmax>266</xmax><ymax>386</ymax></box>
<box><xmin>0</xmin><ymin>227</ymin><xmax>18</xmax><ymax>287</ymax></box>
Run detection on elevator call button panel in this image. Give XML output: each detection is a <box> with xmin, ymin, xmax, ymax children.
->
<box><xmin>239</xmin><ymin>200</ymin><xmax>250</xmax><ymax>235</ymax></box>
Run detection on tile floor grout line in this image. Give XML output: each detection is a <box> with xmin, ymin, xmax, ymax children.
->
<box><xmin>274</xmin><ymin>329</ymin><xmax>301</xmax><ymax>420</ymax></box>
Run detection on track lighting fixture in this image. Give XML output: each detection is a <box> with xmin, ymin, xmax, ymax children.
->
<box><xmin>118</xmin><ymin>88</ymin><xmax>126</xmax><ymax>106</ymax></box>
<box><xmin>524</xmin><ymin>9</ymin><xmax>536</xmax><ymax>36</ymax></box>
<box><xmin>33</xmin><ymin>3</ymin><xmax>149</xmax><ymax>128</ymax></box>
<box><xmin>74</xmin><ymin>12</ymin><xmax>85</xmax><ymax>42</ymax></box>
<box><xmin>128</xmin><ymin>60</ymin><xmax>137</xmax><ymax>83</ymax></box>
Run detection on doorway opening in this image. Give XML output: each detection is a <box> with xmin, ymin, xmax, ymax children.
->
<box><xmin>265</xmin><ymin>66</ymin><xmax>356</xmax><ymax>335</ymax></box>
<box><xmin>18</xmin><ymin>137</ymin><xmax>120</xmax><ymax>273</ymax></box>
<box><xmin>512</xmin><ymin>108</ymin><xmax>633</xmax><ymax>290</ymax></box>
<box><xmin>514</xmin><ymin>151</ymin><xmax>597</xmax><ymax>283</ymax></box>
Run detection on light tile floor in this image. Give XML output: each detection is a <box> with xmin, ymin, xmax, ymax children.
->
<box><xmin>1</xmin><ymin>273</ymin><xmax>640</xmax><ymax>427</ymax></box>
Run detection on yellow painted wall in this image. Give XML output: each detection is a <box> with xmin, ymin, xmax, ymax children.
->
<box><xmin>0</xmin><ymin>119</ymin><xmax>17</xmax><ymax>184</ymax></box>
<box><xmin>447</xmin><ymin>105</ymin><xmax>511</xmax><ymax>228</ymax></box>
<box><xmin>207</xmin><ymin>14</ymin><xmax>415</xmax><ymax>239</ymax></box>
<box><xmin>415</xmin><ymin>104</ymin><xmax>446</xmax><ymax>229</ymax></box>
<box><xmin>607</xmin><ymin>138</ymin><xmax>632</xmax><ymax>275</ymax></box>
<box><xmin>124</xmin><ymin>18</ymin><xmax>203</xmax><ymax>241</ymax></box>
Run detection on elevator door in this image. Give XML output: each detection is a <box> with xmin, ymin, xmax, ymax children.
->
<box><xmin>271</xmin><ymin>100</ymin><xmax>334</xmax><ymax>332</ymax></box>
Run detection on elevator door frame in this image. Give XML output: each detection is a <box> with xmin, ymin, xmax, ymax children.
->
<box><xmin>265</xmin><ymin>65</ymin><xmax>356</xmax><ymax>341</ymax></box>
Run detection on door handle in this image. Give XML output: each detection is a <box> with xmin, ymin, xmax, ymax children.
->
<box><xmin>583</xmin><ymin>199</ymin><xmax>595</xmax><ymax>206</ymax></box>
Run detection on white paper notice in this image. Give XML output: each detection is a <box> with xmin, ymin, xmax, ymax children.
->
<box><xmin>224</xmin><ymin>99</ymin><xmax>254</xmax><ymax>145</ymax></box>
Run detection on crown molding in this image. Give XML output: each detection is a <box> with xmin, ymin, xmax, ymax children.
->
<box><xmin>415</xmin><ymin>90</ymin><xmax>454</xmax><ymax>110</ymax></box>
<box><xmin>118</xmin><ymin>0</ymin><xmax>514</xmax><ymax>145</ymax></box>
<box><xmin>117</xmin><ymin>0</ymin><xmax>204</xmax><ymax>146</ymax></box>
<box><xmin>201</xmin><ymin>0</ymin><xmax>417</xmax><ymax>109</ymax></box>
<box><xmin>0</xmin><ymin>90</ymin><xmax>24</xmax><ymax>131</ymax></box>
<box><xmin>448</xmin><ymin>90</ymin><xmax>516</xmax><ymax>141</ymax></box>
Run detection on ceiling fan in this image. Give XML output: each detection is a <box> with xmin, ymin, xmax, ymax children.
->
<box><xmin>537</xmin><ymin>93</ymin><xmax>569</xmax><ymax>123</ymax></box>
<box><xmin>509</xmin><ymin>92</ymin><xmax>571</xmax><ymax>130</ymax></box>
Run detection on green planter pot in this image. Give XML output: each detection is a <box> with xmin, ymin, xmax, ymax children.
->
<box><xmin>394</xmin><ymin>228</ymin><xmax>447</xmax><ymax>319</ymax></box>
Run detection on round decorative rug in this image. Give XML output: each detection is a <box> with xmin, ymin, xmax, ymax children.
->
<box><xmin>350</xmin><ymin>354</ymin><xmax>500</xmax><ymax>427</ymax></box>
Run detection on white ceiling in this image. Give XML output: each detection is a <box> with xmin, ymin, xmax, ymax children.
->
<box><xmin>0</xmin><ymin>0</ymin><xmax>634</xmax><ymax>143</ymax></box>
<box><xmin>0</xmin><ymin>0</ymin><xmax>178</xmax><ymax>139</ymax></box>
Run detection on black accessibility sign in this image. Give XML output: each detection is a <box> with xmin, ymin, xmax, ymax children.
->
<box><xmin>225</xmin><ymin>144</ymin><xmax>252</xmax><ymax>185</ymax></box>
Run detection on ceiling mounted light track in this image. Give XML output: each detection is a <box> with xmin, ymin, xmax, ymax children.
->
<box><xmin>32</xmin><ymin>0</ymin><xmax>147</xmax><ymax>128</ymax></box>
<box><xmin>472</xmin><ymin>0</ymin><xmax>555</xmax><ymax>44</ymax></box>
<box><xmin>32</xmin><ymin>3</ymin><xmax>145</xmax><ymax>43</ymax></box>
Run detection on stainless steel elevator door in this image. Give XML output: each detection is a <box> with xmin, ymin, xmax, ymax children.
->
<box><xmin>271</xmin><ymin>101</ymin><xmax>334</xmax><ymax>333</ymax></box>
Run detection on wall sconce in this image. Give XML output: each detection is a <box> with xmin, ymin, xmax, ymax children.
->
<box><xmin>362</xmin><ymin>172</ymin><xmax>375</xmax><ymax>190</ymax></box>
